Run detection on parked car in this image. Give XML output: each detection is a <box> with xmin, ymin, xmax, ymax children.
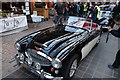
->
<box><xmin>15</xmin><ymin>16</ymin><xmax>101</xmax><ymax>79</ymax></box>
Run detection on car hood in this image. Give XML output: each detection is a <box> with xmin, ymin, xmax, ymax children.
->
<box><xmin>37</xmin><ymin>32</ymin><xmax>88</xmax><ymax>58</ymax></box>
<box><xmin>17</xmin><ymin>31</ymin><xmax>41</xmax><ymax>44</ymax></box>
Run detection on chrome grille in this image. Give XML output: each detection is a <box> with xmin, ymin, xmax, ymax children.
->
<box><xmin>26</xmin><ymin>49</ymin><xmax>51</xmax><ymax>65</ymax></box>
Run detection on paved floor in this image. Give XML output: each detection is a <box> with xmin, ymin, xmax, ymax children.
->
<box><xmin>1</xmin><ymin>19</ymin><xmax>120</xmax><ymax>79</ymax></box>
<box><xmin>2</xmin><ymin>19</ymin><xmax>55</xmax><ymax>78</ymax></box>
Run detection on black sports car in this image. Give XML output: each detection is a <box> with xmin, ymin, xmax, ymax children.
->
<box><xmin>15</xmin><ymin>17</ymin><xmax>101</xmax><ymax>79</ymax></box>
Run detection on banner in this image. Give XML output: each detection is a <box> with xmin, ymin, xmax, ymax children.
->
<box><xmin>0</xmin><ymin>16</ymin><xmax>28</xmax><ymax>33</ymax></box>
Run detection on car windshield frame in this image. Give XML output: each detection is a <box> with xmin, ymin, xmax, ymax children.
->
<box><xmin>99</xmin><ymin>5</ymin><xmax>111</xmax><ymax>11</ymax></box>
<box><xmin>64</xmin><ymin>25</ymin><xmax>89</xmax><ymax>33</ymax></box>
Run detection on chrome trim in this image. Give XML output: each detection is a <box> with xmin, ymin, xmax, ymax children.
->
<box><xmin>57</xmin><ymin>42</ymin><xmax>76</xmax><ymax>58</ymax></box>
<box><xmin>35</xmin><ymin>69</ymin><xmax>63</xmax><ymax>79</ymax></box>
<box><xmin>16</xmin><ymin>54</ymin><xmax>24</xmax><ymax>64</ymax></box>
<box><xmin>25</xmin><ymin>51</ymin><xmax>29</xmax><ymax>57</ymax></box>
<box><xmin>43</xmin><ymin>44</ymin><xmax>47</xmax><ymax>48</ymax></box>
<box><xmin>27</xmin><ymin>57</ymin><xmax>33</xmax><ymax>65</ymax></box>
<box><xmin>37</xmin><ymin>51</ymin><xmax>52</xmax><ymax>61</ymax></box>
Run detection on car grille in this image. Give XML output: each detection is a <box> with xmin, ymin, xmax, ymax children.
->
<box><xmin>26</xmin><ymin>49</ymin><xmax>51</xmax><ymax>66</ymax></box>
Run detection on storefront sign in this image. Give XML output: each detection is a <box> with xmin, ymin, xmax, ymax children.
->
<box><xmin>0</xmin><ymin>16</ymin><xmax>28</xmax><ymax>33</ymax></box>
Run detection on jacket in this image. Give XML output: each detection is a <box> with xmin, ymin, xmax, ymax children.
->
<box><xmin>84</xmin><ymin>4</ymin><xmax>88</xmax><ymax>11</ymax></box>
<box><xmin>112</xmin><ymin>5</ymin><xmax>120</xmax><ymax>18</ymax></box>
<box><xmin>110</xmin><ymin>27</ymin><xmax>120</xmax><ymax>38</ymax></box>
<box><xmin>92</xmin><ymin>7</ymin><xmax>98</xmax><ymax>22</ymax></box>
<box><xmin>96</xmin><ymin>6</ymin><xmax>100</xmax><ymax>18</ymax></box>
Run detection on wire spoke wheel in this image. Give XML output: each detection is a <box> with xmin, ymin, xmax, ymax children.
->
<box><xmin>69</xmin><ymin>59</ymin><xmax>78</xmax><ymax>77</ymax></box>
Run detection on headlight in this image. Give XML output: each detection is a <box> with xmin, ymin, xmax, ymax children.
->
<box><xmin>15</xmin><ymin>43</ymin><xmax>21</xmax><ymax>50</ymax></box>
<box><xmin>51</xmin><ymin>58</ymin><xmax>62</xmax><ymax>69</ymax></box>
<box><xmin>35</xmin><ymin>62</ymin><xmax>41</xmax><ymax>70</ymax></box>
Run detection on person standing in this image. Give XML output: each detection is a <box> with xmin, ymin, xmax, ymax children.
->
<box><xmin>76</xmin><ymin>2</ymin><xmax>80</xmax><ymax>17</ymax></box>
<box><xmin>83</xmin><ymin>2</ymin><xmax>88</xmax><ymax>17</ymax></box>
<box><xmin>109</xmin><ymin>2</ymin><xmax>120</xmax><ymax>28</ymax></box>
<box><xmin>96</xmin><ymin>4</ymin><xmax>101</xmax><ymax>21</ymax></box>
<box><xmin>79</xmin><ymin>2</ymin><xmax>84</xmax><ymax>17</ymax></box>
<box><xmin>112</xmin><ymin>2</ymin><xmax>120</xmax><ymax>19</ymax></box>
<box><xmin>54</xmin><ymin>2</ymin><xmax>65</xmax><ymax>24</ymax></box>
<box><xmin>72</xmin><ymin>2</ymin><xmax>80</xmax><ymax>16</ymax></box>
<box><xmin>63</xmin><ymin>2</ymin><xmax>69</xmax><ymax>21</ymax></box>
<box><xmin>68</xmin><ymin>2</ymin><xmax>74</xmax><ymax>16</ymax></box>
<box><xmin>91</xmin><ymin>4</ymin><xmax>98</xmax><ymax>23</ymax></box>
<box><xmin>108</xmin><ymin>15</ymin><xmax>120</xmax><ymax>69</ymax></box>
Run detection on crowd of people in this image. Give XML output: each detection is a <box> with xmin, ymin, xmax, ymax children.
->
<box><xmin>53</xmin><ymin>2</ymin><xmax>114</xmax><ymax>24</ymax></box>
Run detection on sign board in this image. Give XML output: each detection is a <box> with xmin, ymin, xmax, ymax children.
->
<box><xmin>0</xmin><ymin>16</ymin><xmax>28</xmax><ymax>33</ymax></box>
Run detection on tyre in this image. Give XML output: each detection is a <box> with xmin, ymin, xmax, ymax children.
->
<box><xmin>62</xmin><ymin>54</ymin><xmax>79</xmax><ymax>79</ymax></box>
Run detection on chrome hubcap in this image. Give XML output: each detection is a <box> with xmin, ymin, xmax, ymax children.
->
<box><xmin>69</xmin><ymin>59</ymin><xmax>77</xmax><ymax>77</ymax></box>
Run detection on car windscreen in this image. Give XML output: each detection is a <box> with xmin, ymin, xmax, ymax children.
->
<box><xmin>67</xmin><ymin>16</ymin><xmax>86</xmax><ymax>24</ymax></box>
<box><xmin>65</xmin><ymin>25</ymin><xmax>86</xmax><ymax>33</ymax></box>
<box><xmin>99</xmin><ymin>5</ymin><xmax>111</xmax><ymax>11</ymax></box>
<box><xmin>100</xmin><ymin>11</ymin><xmax>111</xmax><ymax>18</ymax></box>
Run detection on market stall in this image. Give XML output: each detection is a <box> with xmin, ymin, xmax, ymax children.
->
<box><xmin>30</xmin><ymin>0</ymin><xmax>50</xmax><ymax>21</ymax></box>
<box><xmin>0</xmin><ymin>16</ymin><xmax>28</xmax><ymax>36</ymax></box>
<box><xmin>0</xmin><ymin>2</ymin><xmax>28</xmax><ymax>36</ymax></box>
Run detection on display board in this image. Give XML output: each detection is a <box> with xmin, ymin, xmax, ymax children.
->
<box><xmin>0</xmin><ymin>16</ymin><xmax>28</xmax><ymax>33</ymax></box>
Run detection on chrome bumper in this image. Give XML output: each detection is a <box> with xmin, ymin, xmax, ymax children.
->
<box><xmin>16</xmin><ymin>54</ymin><xmax>63</xmax><ymax>80</ymax></box>
<box><xmin>24</xmin><ymin>64</ymin><xmax>63</xmax><ymax>80</ymax></box>
<box><xmin>27</xmin><ymin>65</ymin><xmax>54</xmax><ymax>79</ymax></box>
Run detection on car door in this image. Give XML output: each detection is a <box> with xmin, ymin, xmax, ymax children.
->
<box><xmin>81</xmin><ymin>34</ymin><xmax>100</xmax><ymax>59</ymax></box>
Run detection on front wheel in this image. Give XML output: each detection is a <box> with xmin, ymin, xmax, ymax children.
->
<box><xmin>62</xmin><ymin>54</ymin><xmax>79</xmax><ymax>79</ymax></box>
<box><xmin>69</xmin><ymin>59</ymin><xmax>78</xmax><ymax>78</ymax></box>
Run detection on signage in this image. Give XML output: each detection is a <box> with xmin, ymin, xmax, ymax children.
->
<box><xmin>0</xmin><ymin>16</ymin><xmax>28</xmax><ymax>33</ymax></box>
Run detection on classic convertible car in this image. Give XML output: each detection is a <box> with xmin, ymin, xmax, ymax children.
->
<box><xmin>15</xmin><ymin>17</ymin><xmax>101</xmax><ymax>79</ymax></box>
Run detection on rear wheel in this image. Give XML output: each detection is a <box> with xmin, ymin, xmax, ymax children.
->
<box><xmin>62</xmin><ymin>54</ymin><xmax>79</xmax><ymax>79</ymax></box>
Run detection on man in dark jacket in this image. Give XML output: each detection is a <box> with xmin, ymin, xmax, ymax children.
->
<box><xmin>109</xmin><ymin>2</ymin><xmax>120</xmax><ymax>28</ymax></box>
<box><xmin>112</xmin><ymin>2</ymin><xmax>120</xmax><ymax>18</ymax></box>
<box><xmin>91</xmin><ymin>4</ymin><xmax>98</xmax><ymax>23</ymax></box>
<box><xmin>54</xmin><ymin>2</ymin><xmax>64</xmax><ymax>24</ymax></box>
<box><xmin>79</xmin><ymin>2</ymin><xmax>84</xmax><ymax>17</ymax></box>
<box><xmin>108</xmin><ymin>15</ymin><xmax>120</xmax><ymax>69</ymax></box>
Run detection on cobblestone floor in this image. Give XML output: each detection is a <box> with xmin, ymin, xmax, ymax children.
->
<box><xmin>1</xmin><ymin>19</ymin><xmax>120</xmax><ymax>80</ymax></box>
